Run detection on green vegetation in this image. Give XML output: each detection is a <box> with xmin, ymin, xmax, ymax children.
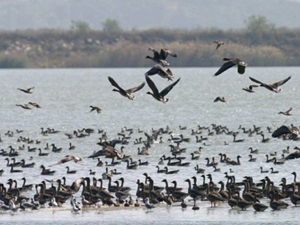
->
<box><xmin>0</xmin><ymin>16</ymin><xmax>300</xmax><ymax>68</ymax></box>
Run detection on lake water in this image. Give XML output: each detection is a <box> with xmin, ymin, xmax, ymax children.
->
<box><xmin>0</xmin><ymin>67</ymin><xmax>299</xmax><ymax>224</ymax></box>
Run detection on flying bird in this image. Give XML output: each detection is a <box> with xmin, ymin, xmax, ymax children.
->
<box><xmin>215</xmin><ymin>58</ymin><xmax>247</xmax><ymax>76</ymax></box>
<box><xmin>242</xmin><ymin>85</ymin><xmax>258</xmax><ymax>93</ymax></box>
<box><xmin>50</xmin><ymin>155</ymin><xmax>82</xmax><ymax>167</ymax></box>
<box><xmin>249</xmin><ymin>76</ymin><xmax>291</xmax><ymax>93</ymax></box>
<box><xmin>214</xmin><ymin>41</ymin><xmax>225</xmax><ymax>50</ymax></box>
<box><xmin>89</xmin><ymin>106</ymin><xmax>101</xmax><ymax>114</ymax></box>
<box><xmin>278</xmin><ymin>107</ymin><xmax>292</xmax><ymax>116</ymax></box>
<box><xmin>146</xmin><ymin>75</ymin><xmax>180</xmax><ymax>103</ymax></box>
<box><xmin>108</xmin><ymin>76</ymin><xmax>145</xmax><ymax>100</ymax></box>
<box><xmin>28</xmin><ymin>102</ymin><xmax>41</xmax><ymax>108</ymax></box>
<box><xmin>17</xmin><ymin>87</ymin><xmax>35</xmax><ymax>94</ymax></box>
<box><xmin>145</xmin><ymin>64</ymin><xmax>174</xmax><ymax>80</ymax></box>
<box><xmin>146</xmin><ymin>47</ymin><xmax>177</xmax><ymax>66</ymax></box>
<box><xmin>16</xmin><ymin>104</ymin><xmax>32</xmax><ymax>110</ymax></box>
<box><xmin>214</xmin><ymin>97</ymin><xmax>227</xmax><ymax>103</ymax></box>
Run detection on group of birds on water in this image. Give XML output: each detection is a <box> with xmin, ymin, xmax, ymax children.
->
<box><xmin>1</xmin><ymin>41</ymin><xmax>299</xmax><ymax>216</ymax></box>
<box><xmin>0</xmin><ymin>121</ymin><xmax>300</xmax><ymax>214</ymax></box>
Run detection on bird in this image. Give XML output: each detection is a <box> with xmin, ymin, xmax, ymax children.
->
<box><xmin>28</xmin><ymin>102</ymin><xmax>41</xmax><ymax>108</ymax></box>
<box><xmin>17</xmin><ymin>87</ymin><xmax>34</xmax><ymax>94</ymax></box>
<box><xmin>214</xmin><ymin>41</ymin><xmax>224</xmax><ymax>50</ymax></box>
<box><xmin>215</xmin><ymin>58</ymin><xmax>247</xmax><ymax>76</ymax></box>
<box><xmin>242</xmin><ymin>85</ymin><xmax>258</xmax><ymax>93</ymax></box>
<box><xmin>249</xmin><ymin>76</ymin><xmax>291</xmax><ymax>93</ymax></box>
<box><xmin>146</xmin><ymin>47</ymin><xmax>177</xmax><ymax>66</ymax></box>
<box><xmin>278</xmin><ymin>107</ymin><xmax>292</xmax><ymax>116</ymax></box>
<box><xmin>145</xmin><ymin>75</ymin><xmax>180</xmax><ymax>103</ymax></box>
<box><xmin>50</xmin><ymin>155</ymin><xmax>82</xmax><ymax>166</ymax></box>
<box><xmin>144</xmin><ymin>197</ymin><xmax>155</xmax><ymax>211</ymax></box>
<box><xmin>145</xmin><ymin>64</ymin><xmax>174</xmax><ymax>81</ymax></box>
<box><xmin>214</xmin><ymin>97</ymin><xmax>226</xmax><ymax>103</ymax></box>
<box><xmin>89</xmin><ymin>106</ymin><xmax>102</xmax><ymax>114</ymax></box>
<box><xmin>108</xmin><ymin>76</ymin><xmax>145</xmax><ymax>100</ymax></box>
<box><xmin>16</xmin><ymin>104</ymin><xmax>32</xmax><ymax>110</ymax></box>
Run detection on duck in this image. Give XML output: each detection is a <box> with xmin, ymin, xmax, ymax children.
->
<box><xmin>278</xmin><ymin>107</ymin><xmax>292</xmax><ymax>116</ymax></box>
<box><xmin>214</xmin><ymin>41</ymin><xmax>224</xmax><ymax>50</ymax></box>
<box><xmin>89</xmin><ymin>105</ymin><xmax>102</xmax><ymax>114</ymax></box>
<box><xmin>108</xmin><ymin>76</ymin><xmax>145</xmax><ymax>100</ymax></box>
<box><xmin>145</xmin><ymin>75</ymin><xmax>180</xmax><ymax>103</ymax></box>
<box><xmin>17</xmin><ymin>86</ymin><xmax>34</xmax><ymax>94</ymax></box>
<box><xmin>214</xmin><ymin>58</ymin><xmax>247</xmax><ymax>76</ymax></box>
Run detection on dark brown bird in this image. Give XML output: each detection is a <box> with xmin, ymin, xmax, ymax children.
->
<box><xmin>215</xmin><ymin>58</ymin><xmax>247</xmax><ymax>76</ymax></box>
<box><xmin>89</xmin><ymin>106</ymin><xmax>102</xmax><ymax>114</ymax></box>
<box><xmin>108</xmin><ymin>76</ymin><xmax>145</xmax><ymax>100</ymax></box>
<box><xmin>214</xmin><ymin>97</ymin><xmax>226</xmax><ymax>103</ymax></box>
<box><xmin>249</xmin><ymin>76</ymin><xmax>291</xmax><ymax>93</ymax></box>
<box><xmin>28</xmin><ymin>102</ymin><xmax>41</xmax><ymax>108</ymax></box>
<box><xmin>146</xmin><ymin>75</ymin><xmax>180</xmax><ymax>103</ymax></box>
<box><xmin>214</xmin><ymin>41</ymin><xmax>225</xmax><ymax>50</ymax></box>
<box><xmin>145</xmin><ymin>64</ymin><xmax>174</xmax><ymax>81</ymax></box>
<box><xmin>16</xmin><ymin>104</ymin><xmax>32</xmax><ymax>110</ymax></box>
<box><xmin>17</xmin><ymin>87</ymin><xmax>34</xmax><ymax>94</ymax></box>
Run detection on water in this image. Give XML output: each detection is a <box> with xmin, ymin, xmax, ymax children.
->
<box><xmin>0</xmin><ymin>67</ymin><xmax>299</xmax><ymax>224</ymax></box>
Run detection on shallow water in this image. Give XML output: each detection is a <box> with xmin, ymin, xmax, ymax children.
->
<box><xmin>0</xmin><ymin>67</ymin><xmax>299</xmax><ymax>224</ymax></box>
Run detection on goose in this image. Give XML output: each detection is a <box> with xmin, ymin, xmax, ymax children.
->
<box><xmin>214</xmin><ymin>58</ymin><xmax>247</xmax><ymax>76</ymax></box>
<box><xmin>214</xmin><ymin>41</ymin><xmax>224</xmax><ymax>50</ymax></box>
<box><xmin>40</xmin><ymin>165</ymin><xmax>56</xmax><ymax>175</ymax></box>
<box><xmin>145</xmin><ymin>75</ymin><xmax>180</xmax><ymax>103</ymax></box>
<box><xmin>270</xmin><ymin>167</ymin><xmax>279</xmax><ymax>174</ymax></box>
<box><xmin>10</xmin><ymin>165</ymin><xmax>23</xmax><ymax>173</ymax></box>
<box><xmin>156</xmin><ymin>166</ymin><xmax>167</xmax><ymax>173</ymax></box>
<box><xmin>20</xmin><ymin>159</ymin><xmax>35</xmax><ymax>168</ymax></box>
<box><xmin>269</xmin><ymin>191</ymin><xmax>289</xmax><ymax>210</ymax></box>
<box><xmin>69</xmin><ymin>142</ymin><xmax>75</xmax><ymax>150</ymax></box>
<box><xmin>28</xmin><ymin>102</ymin><xmax>41</xmax><ymax>108</ymax></box>
<box><xmin>138</xmin><ymin>159</ymin><xmax>149</xmax><ymax>166</ymax></box>
<box><xmin>108</xmin><ymin>76</ymin><xmax>145</xmax><ymax>100</ymax></box>
<box><xmin>242</xmin><ymin>85</ymin><xmax>258</xmax><ymax>93</ymax></box>
<box><xmin>66</xmin><ymin>166</ymin><xmax>77</xmax><ymax>174</ymax></box>
<box><xmin>213</xmin><ymin>96</ymin><xmax>227</xmax><ymax>103</ymax></box>
<box><xmin>248</xmin><ymin>154</ymin><xmax>256</xmax><ymax>162</ymax></box>
<box><xmin>50</xmin><ymin>155</ymin><xmax>82</xmax><ymax>166</ymax></box>
<box><xmin>146</xmin><ymin>47</ymin><xmax>170</xmax><ymax>66</ymax></box>
<box><xmin>249</xmin><ymin>76</ymin><xmax>291</xmax><ymax>93</ymax></box>
<box><xmin>164</xmin><ymin>166</ymin><xmax>179</xmax><ymax>174</ymax></box>
<box><xmin>278</xmin><ymin>107</ymin><xmax>292</xmax><ymax>116</ymax></box>
<box><xmin>248</xmin><ymin>147</ymin><xmax>258</xmax><ymax>154</ymax></box>
<box><xmin>89</xmin><ymin>105</ymin><xmax>101</xmax><ymax>114</ymax></box>
<box><xmin>38</xmin><ymin>148</ymin><xmax>49</xmax><ymax>156</ymax></box>
<box><xmin>260</xmin><ymin>167</ymin><xmax>269</xmax><ymax>173</ymax></box>
<box><xmin>191</xmin><ymin>153</ymin><xmax>200</xmax><ymax>160</ymax></box>
<box><xmin>17</xmin><ymin>87</ymin><xmax>34</xmax><ymax>94</ymax></box>
<box><xmin>89</xmin><ymin>170</ymin><xmax>96</xmax><ymax>175</ymax></box>
<box><xmin>252</xmin><ymin>199</ymin><xmax>268</xmax><ymax>212</ymax></box>
<box><xmin>145</xmin><ymin>64</ymin><xmax>174</xmax><ymax>81</ymax></box>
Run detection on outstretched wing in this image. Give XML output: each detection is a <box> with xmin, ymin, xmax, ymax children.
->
<box><xmin>272</xmin><ymin>125</ymin><xmax>292</xmax><ymax>138</ymax></box>
<box><xmin>126</xmin><ymin>82</ymin><xmax>145</xmax><ymax>93</ymax></box>
<box><xmin>249</xmin><ymin>77</ymin><xmax>264</xmax><ymax>85</ymax></box>
<box><xmin>108</xmin><ymin>76</ymin><xmax>125</xmax><ymax>92</ymax></box>
<box><xmin>160</xmin><ymin>78</ymin><xmax>181</xmax><ymax>97</ymax></box>
<box><xmin>286</xmin><ymin>107</ymin><xmax>292</xmax><ymax>114</ymax></box>
<box><xmin>160</xmin><ymin>49</ymin><xmax>177</xmax><ymax>60</ymax></box>
<box><xmin>146</xmin><ymin>75</ymin><xmax>160</xmax><ymax>97</ymax></box>
<box><xmin>145</xmin><ymin>65</ymin><xmax>161</xmax><ymax>76</ymax></box>
<box><xmin>214</xmin><ymin>61</ymin><xmax>235</xmax><ymax>76</ymax></box>
<box><xmin>272</xmin><ymin>76</ymin><xmax>291</xmax><ymax>88</ymax></box>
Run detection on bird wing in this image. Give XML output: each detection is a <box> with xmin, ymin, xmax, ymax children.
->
<box><xmin>249</xmin><ymin>77</ymin><xmax>264</xmax><ymax>85</ymax></box>
<box><xmin>160</xmin><ymin>78</ymin><xmax>181</xmax><ymax>97</ymax></box>
<box><xmin>108</xmin><ymin>76</ymin><xmax>125</xmax><ymax>92</ymax></box>
<box><xmin>126</xmin><ymin>82</ymin><xmax>145</xmax><ymax>93</ymax></box>
<box><xmin>271</xmin><ymin>76</ymin><xmax>291</xmax><ymax>88</ymax></box>
<box><xmin>160</xmin><ymin>49</ymin><xmax>177</xmax><ymax>60</ymax></box>
<box><xmin>146</xmin><ymin>75</ymin><xmax>160</xmax><ymax>97</ymax></box>
<box><xmin>286</xmin><ymin>107</ymin><xmax>292</xmax><ymax>114</ymax></box>
<box><xmin>28</xmin><ymin>87</ymin><xmax>35</xmax><ymax>91</ymax></box>
<box><xmin>214</xmin><ymin>61</ymin><xmax>235</xmax><ymax>76</ymax></box>
<box><xmin>272</xmin><ymin>125</ymin><xmax>292</xmax><ymax>138</ymax></box>
<box><xmin>145</xmin><ymin>64</ymin><xmax>166</xmax><ymax>76</ymax></box>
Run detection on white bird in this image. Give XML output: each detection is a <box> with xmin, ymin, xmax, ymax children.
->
<box><xmin>145</xmin><ymin>197</ymin><xmax>155</xmax><ymax>211</ymax></box>
<box><xmin>70</xmin><ymin>196</ymin><xmax>81</xmax><ymax>212</ymax></box>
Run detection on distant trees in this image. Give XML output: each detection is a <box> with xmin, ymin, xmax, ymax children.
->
<box><xmin>244</xmin><ymin>15</ymin><xmax>275</xmax><ymax>33</ymax></box>
<box><xmin>102</xmin><ymin>19</ymin><xmax>122</xmax><ymax>33</ymax></box>
<box><xmin>71</xmin><ymin>20</ymin><xmax>91</xmax><ymax>33</ymax></box>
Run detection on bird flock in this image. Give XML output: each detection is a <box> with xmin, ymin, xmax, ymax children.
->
<box><xmin>0</xmin><ymin>42</ymin><xmax>299</xmax><ymax>216</ymax></box>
